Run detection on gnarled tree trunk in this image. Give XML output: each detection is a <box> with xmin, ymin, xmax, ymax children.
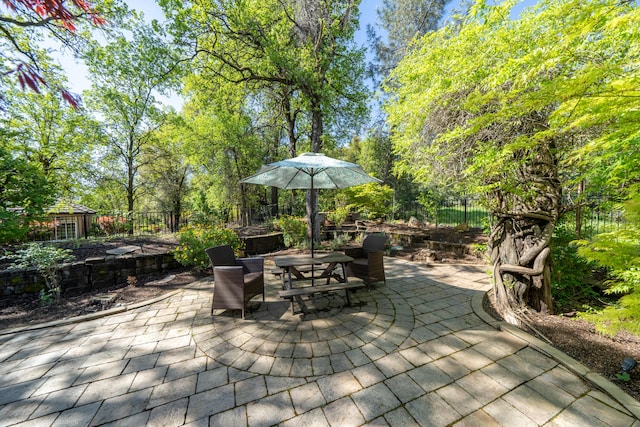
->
<box><xmin>488</xmin><ymin>145</ymin><xmax>562</xmax><ymax>325</ymax></box>
<box><xmin>490</xmin><ymin>215</ymin><xmax>554</xmax><ymax>324</ymax></box>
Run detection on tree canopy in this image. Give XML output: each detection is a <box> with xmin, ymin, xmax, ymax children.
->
<box><xmin>369</xmin><ymin>0</ymin><xmax>451</xmax><ymax>80</ymax></box>
<box><xmin>84</xmin><ymin>19</ymin><xmax>180</xmax><ymax>213</ymax></box>
<box><xmin>0</xmin><ymin>0</ymin><xmax>108</xmax><ymax>106</ymax></box>
<box><xmin>388</xmin><ymin>0</ymin><xmax>639</xmax><ymax>201</ymax></box>
<box><xmin>161</xmin><ymin>0</ymin><xmax>368</xmax><ymax>154</ymax></box>
<box><xmin>386</xmin><ymin>0</ymin><xmax>640</xmax><ymax>318</ymax></box>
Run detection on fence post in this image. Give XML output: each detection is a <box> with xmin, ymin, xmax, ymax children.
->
<box><xmin>463</xmin><ymin>198</ymin><xmax>468</xmax><ymax>225</ymax></box>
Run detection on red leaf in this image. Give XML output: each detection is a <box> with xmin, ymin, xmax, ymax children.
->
<box><xmin>61</xmin><ymin>89</ymin><xmax>80</xmax><ymax>109</ymax></box>
<box><xmin>22</xmin><ymin>73</ymin><xmax>41</xmax><ymax>93</ymax></box>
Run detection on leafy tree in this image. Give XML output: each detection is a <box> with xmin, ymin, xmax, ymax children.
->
<box><xmin>575</xmin><ymin>196</ymin><xmax>640</xmax><ymax>336</ymax></box>
<box><xmin>0</xmin><ymin>143</ymin><xmax>54</xmax><ymax>243</ymax></box>
<box><xmin>1</xmin><ymin>75</ymin><xmax>101</xmax><ymax>198</ymax></box>
<box><xmin>368</xmin><ymin>0</ymin><xmax>451</xmax><ymax>82</ymax></box>
<box><xmin>161</xmin><ymin>0</ymin><xmax>368</xmax><ymax>238</ymax></box>
<box><xmin>364</xmin><ymin>0</ymin><xmax>452</xmax><ymax>222</ymax></box>
<box><xmin>163</xmin><ymin>0</ymin><xmax>367</xmax><ymax>153</ymax></box>
<box><xmin>181</xmin><ymin>83</ymin><xmax>267</xmax><ymax>226</ymax></box>
<box><xmin>0</xmin><ymin>0</ymin><xmax>107</xmax><ymax>106</ymax></box>
<box><xmin>84</xmin><ymin>20</ymin><xmax>180</xmax><ymax>213</ymax></box>
<box><xmin>386</xmin><ymin>0</ymin><xmax>640</xmax><ymax>321</ymax></box>
<box><xmin>139</xmin><ymin>113</ymin><xmax>190</xmax><ymax>228</ymax></box>
<box><xmin>351</xmin><ymin>130</ymin><xmax>394</xmax><ymax>183</ymax></box>
<box><xmin>341</xmin><ymin>183</ymin><xmax>394</xmax><ymax>220</ymax></box>
<box><xmin>78</xmin><ymin>176</ymin><xmax>125</xmax><ymax>212</ymax></box>
<box><xmin>576</xmin><ymin>197</ymin><xmax>640</xmax><ymax>296</ymax></box>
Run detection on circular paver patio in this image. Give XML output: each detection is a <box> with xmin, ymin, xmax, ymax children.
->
<box><xmin>0</xmin><ymin>258</ymin><xmax>637</xmax><ymax>426</ymax></box>
<box><xmin>193</xmin><ymin>272</ymin><xmax>419</xmax><ymax>377</ymax></box>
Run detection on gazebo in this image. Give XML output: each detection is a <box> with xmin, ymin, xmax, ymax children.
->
<box><xmin>46</xmin><ymin>201</ymin><xmax>97</xmax><ymax>240</ymax></box>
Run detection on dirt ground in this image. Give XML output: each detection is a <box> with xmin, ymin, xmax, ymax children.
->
<box><xmin>1</xmin><ymin>225</ymin><xmax>638</xmax><ymax>402</ymax></box>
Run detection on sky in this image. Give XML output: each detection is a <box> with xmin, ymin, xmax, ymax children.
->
<box><xmin>57</xmin><ymin>0</ymin><xmax>537</xmax><ymax>111</ymax></box>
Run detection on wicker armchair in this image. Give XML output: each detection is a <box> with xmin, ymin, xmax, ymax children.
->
<box><xmin>344</xmin><ymin>234</ymin><xmax>387</xmax><ymax>288</ymax></box>
<box><xmin>206</xmin><ymin>245</ymin><xmax>264</xmax><ymax>319</ymax></box>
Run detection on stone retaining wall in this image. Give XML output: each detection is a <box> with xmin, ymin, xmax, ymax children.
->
<box><xmin>0</xmin><ymin>252</ymin><xmax>179</xmax><ymax>298</ymax></box>
<box><xmin>242</xmin><ymin>233</ymin><xmax>284</xmax><ymax>255</ymax></box>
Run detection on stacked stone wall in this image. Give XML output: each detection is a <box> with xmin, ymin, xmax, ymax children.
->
<box><xmin>0</xmin><ymin>252</ymin><xmax>180</xmax><ymax>298</ymax></box>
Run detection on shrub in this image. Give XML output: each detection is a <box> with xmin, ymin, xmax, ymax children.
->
<box><xmin>578</xmin><ymin>290</ymin><xmax>640</xmax><ymax>337</ymax></box>
<box><xmin>272</xmin><ymin>215</ymin><xmax>307</xmax><ymax>248</ymax></box>
<box><xmin>341</xmin><ymin>183</ymin><xmax>394</xmax><ymax>220</ymax></box>
<box><xmin>174</xmin><ymin>225</ymin><xmax>242</xmax><ymax>269</ymax></box>
<box><xmin>327</xmin><ymin>207</ymin><xmax>349</xmax><ymax>227</ymax></box>
<box><xmin>574</xmin><ymin>196</ymin><xmax>640</xmax><ymax>336</ymax></box>
<box><xmin>575</xmin><ymin>197</ymin><xmax>640</xmax><ymax>296</ymax></box>
<box><xmin>96</xmin><ymin>215</ymin><xmax>129</xmax><ymax>235</ymax></box>
<box><xmin>326</xmin><ymin>233</ymin><xmax>351</xmax><ymax>251</ymax></box>
<box><xmin>5</xmin><ymin>243</ymin><xmax>75</xmax><ymax>304</ymax></box>
<box><xmin>550</xmin><ymin>223</ymin><xmax>601</xmax><ymax>312</ymax></box>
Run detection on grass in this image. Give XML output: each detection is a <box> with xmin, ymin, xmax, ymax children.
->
<box><xmin>436</xmin><ymin>206</ymin><xmax>489</xmax><ymax>228</ymax></box>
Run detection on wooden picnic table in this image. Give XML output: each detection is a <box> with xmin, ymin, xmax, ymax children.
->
<box><xmin>274</xmin><ymin>252</ymin><xmax>364</xmax><ymax>313</ymax></box>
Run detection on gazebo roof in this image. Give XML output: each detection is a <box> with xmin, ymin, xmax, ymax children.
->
<box><xmin>47</xmin><ymin>201</ymin><xmax>97</xmax><ymax>215</ymax></box>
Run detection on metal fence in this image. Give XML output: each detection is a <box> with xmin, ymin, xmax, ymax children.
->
<box><xmin>90</xmin><ymin>212</ymin><xmax>186</xmax><ymax>237</ymax></box>
<box><xmin>398</xmin><ymin>198</ymin><xmax>489</xmax><ymax>229</ymax></box>
<box><xmin>398</xmin><ymin>197</ymin><xmax>629</xmax><ymax>234</ymax></box>
<box><xmin>25</xmin><ymin>211</ymin><xmax>188</xmax><ymax>242</ymax></box>
<box><xmin>562</xmin><ymin>207</ymin><xmax>627</xmax><ymax>236</ymax></box>
<box><xmin>21</xmin><ymin>197</ymin><xmax>629</xmax><ymax>242</ymax></box>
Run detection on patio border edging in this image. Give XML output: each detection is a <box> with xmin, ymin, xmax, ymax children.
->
<box><xmin>0</xmin><ymin>277</ymin><xmax>213</xmax><ymax>337</ymax></box>
<box><xmin>471</xmin><ymin>290</ymin><xmax>640</xmax><ymax>420</ymax></box>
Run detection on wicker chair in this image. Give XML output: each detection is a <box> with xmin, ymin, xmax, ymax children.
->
<box><xmin>206</xmin><ymin>245</ymin><xmax>265</xmax><ymax>319</ymax></box>
<box><xmin>344</xmin><ymin>234</ymin><xmax>387</xmax><ymax>288</ymax></box>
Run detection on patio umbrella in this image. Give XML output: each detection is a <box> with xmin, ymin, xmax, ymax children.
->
<box><xmin>241</xmin><ymin>152</ymin><xmax>382</xmax><ymax>257</ymax></box>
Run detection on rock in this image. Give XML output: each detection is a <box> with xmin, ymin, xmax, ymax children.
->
<box><xmin>408</xmin><ymin>217</ymin><xmax>422</xmax><ymax>228</ymax></box>
<box><xmin>454</xmin><ymin>223</ymin><xmax>470</xmax><ymax>232</ymax></box>
<box><xmin>106</xmin><ymin>245</ymin><xmax>140</xmax><ymax>255</ymax></box>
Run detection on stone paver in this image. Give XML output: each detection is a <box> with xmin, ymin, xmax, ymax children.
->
<box><xmin>0</xmin><ymin>259</ymin><xmax>637</xmax><ymax>426</ymax></box>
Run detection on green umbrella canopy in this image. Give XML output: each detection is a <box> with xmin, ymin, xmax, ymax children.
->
<box><xmin>240</xmin><ymin>153</ymin><xmax>381</xmax><ymax>189</ymax></box>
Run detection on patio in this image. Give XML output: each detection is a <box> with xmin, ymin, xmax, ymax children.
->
<box><xmin>0</xmin><ymin>258</ymin><xmax>637</xmax><ymax>426</ymax></box>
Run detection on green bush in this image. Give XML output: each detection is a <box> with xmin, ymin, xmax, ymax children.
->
<box><xmin>174</xmin><ymin>225</ymin><xmax>242</xmax><ymax>269</ymax></box>
<box><xmin>272</xmin><ymin>215</ymin><xmax>307</xmax><ymax>248</ymax></box>
<box><xmin>417</xmin><ymin>189</ymin><xmax>443</xmax><ymax>223</ymax></box>
<box><xmin>326</xmin><ymin>233</ymin><xmax>351</xmax><ymax>251</ymax></box>
<box><xmin>327</xmin><ymin>207</ymin><xmax>349</xmax><ymax>227</ymax></box>
<box><xmin>574</xmin><ymin>196</ymin><xmax>640</xmax><ymax>336</ymax></box>
<box><xmin>341</xmin><ymin>183</ymin><xmax>394</xmax><ymax>220</ymax></box>
<box><xmin>5</xmin><ymin>243</ymin><xmax>75</xmax><ymax>304</ymax></box>
<box><xmin>550</xmin><ymin>223</ymin><xmax>601</xmax><ymax>312</ymax></box>
<box><xmin>575</xmin><ymin>196</ymin><xmax>640</xmax><ymax>296</ymax></box>
<box><xmin>579</xmin><ymin>290</ymin><xmax>640</xmax><ymax>337</ymax></box>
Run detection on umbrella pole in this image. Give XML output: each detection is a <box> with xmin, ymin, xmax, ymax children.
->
<box><xmin>311</xmin><ymin>174</ymin><xmax>315</xmax><ymax>285</ymax></box>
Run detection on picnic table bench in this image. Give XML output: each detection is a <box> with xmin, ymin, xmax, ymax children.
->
<box><xmin>278</xmin><ymin>282</ymin><xmax>366</xmax><ymax>314</ymax></box>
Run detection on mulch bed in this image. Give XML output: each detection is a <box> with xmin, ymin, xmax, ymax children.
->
<box><xmin>0</xmin><ymin>267</ymin><xmax>200</xmax><ymax>331</ymax></box>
